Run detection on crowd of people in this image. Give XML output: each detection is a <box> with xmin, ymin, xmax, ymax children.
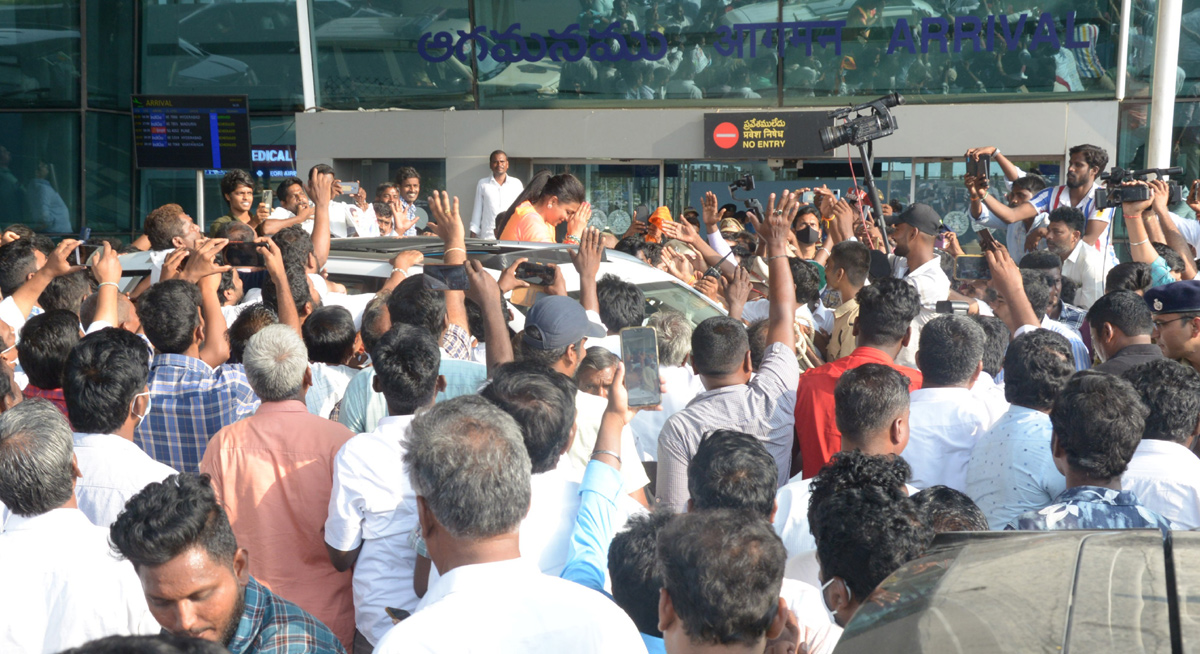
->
<box><xmin>4</xmin><ymin>138</ymin><xmax>1200</xmax><ymax>654</ymax></box>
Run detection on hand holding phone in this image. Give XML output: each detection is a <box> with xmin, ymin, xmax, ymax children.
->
<box><xmin>422</xmin><ymin>264</ymin><xmax>470</xmax><ymax>291</ymax></box>
<box><xmin>340</xmin><ymin>181</ymin><xmax>361</xmax><ymax>197</ymax></box>
<box><xmin>515</xmin><ymin>262</ymin><xmax>556</xmax><ymax>286</ymax></box>
<box><xmin>262</xmin><ymin>189</ymin><xmax>274</xmax><ymax>208</ymax></box>
<box><xmin>223</xmin><ymin>241</ymin><xmax>266</xmax><ymax>268</ymax></box>
<box><xmin>620</xmin><ymin>326</ymin><xmax>661</xmax><ymax>408</ymax></box>
<box><xmin>955</xmin><ymin>254</ymin><xmax>992</xmax><ymax>280</ymax></box>
<box><xmin>976</xmin><ymin>226</ymin><xmax>998</xmax><ymax>252</ymax></box>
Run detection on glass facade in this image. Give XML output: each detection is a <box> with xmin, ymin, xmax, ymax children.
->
<box><xmin>0</xmin><ymin>0</ymin><xmax>1183</xmax><ymax>241</ymax></box>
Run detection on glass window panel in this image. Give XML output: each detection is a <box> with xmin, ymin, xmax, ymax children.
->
<box><xmin>781</xmin><ymin>0</ymin><xmax>1120</xmax><ymax>103</ymax></box>
<box><xmin>140</xmin><ymin>0</ymin><xmax>304</xmax><ymax>112</ymax></box>
<box><xmin>471</xmin><ymin>0</ymin><xmax>779</xmax><ymax>108</ymax></box>
<box><xmin>0</xmin><ymin>113</ymin><xmax>79</xmax><ymax>233</ymax></box>
<box><xmin>87</xmin><ymin>0</ymin><xmax>133</xmax><ymax>109</ymax></box>
<box><xmin>0</xmin><ymin>1</ymin><xmax>81</xmax><ymax>108</ymax></box>
<box><xmin>86</xmin><ymin>112</ymin><xmax>134</xmax><ymax>237</ymax></box>
<box><xmin>313</xmin><ymin>0</ymin><xmax>474</xmax><ymax>110</ymax></box>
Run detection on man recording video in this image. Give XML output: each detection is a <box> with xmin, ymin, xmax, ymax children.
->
<box><xmin>966</xmin><ymin>144</ymin><xmax>1117</xmax><ymax>275</ymax></box>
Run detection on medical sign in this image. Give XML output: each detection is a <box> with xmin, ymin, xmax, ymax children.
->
<box><xmin>703</xmin><ymin>112</ymin><xmax>832</xmax><ymax>159</ymax></box>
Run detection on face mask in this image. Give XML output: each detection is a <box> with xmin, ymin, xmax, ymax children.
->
<box><xmin>796</xmin><ymin>225</ymin><xmax>822</xmax><ymax>244</ymax></box>
<box><xmin>820</xmin><ymin>576</ymin><xmax>852</xmax><ymax>626</ymax></box>
<box><xmin>132</xmin><ymin>391</ymin><xmax>152</xmax><ymax>423</ymax></box>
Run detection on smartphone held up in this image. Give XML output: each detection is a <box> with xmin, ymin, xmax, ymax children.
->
<box><xmin>620</xmin><ymin>326</ymin><xmax>661</xmax><ymax>408</ymax></box>
<box><xmin>422</xmin><ymin>264</ymin><xmax>470</xmax><ymax>291</ymax></box>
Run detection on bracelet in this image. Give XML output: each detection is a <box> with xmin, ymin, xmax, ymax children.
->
<box><xmin>1131</xmin><ymin>238</ymin><xmax>1149</xmax><ymax>246</ymax></box>
<box><xmin>817</xmin><ymin>247</ymin><xmax>830</xmax><ymax>255</ymax></box>
<box><xmin>391</xmin><ymin>268</ymin><xmax>408</xmax><ymax>275</ymax></box>
<box><xmin>591</xmin><ymin>449</ymin><xmax>621</xmax><ymax>463</ymax></box>
<box><xmin>766</xmin><ymin>254</ymin><xmax>788</xmax><ymax>261</ymax></box>
<box><xmin>563</xmin><ymin>235</ymin><xmax>581</xmax><ymax>245</ymax></box>
<box><xmin>443</xmin><ymin>247</ymin><xmax>466</xmax><ymax>257</ymax></box>
<box><xmin>98</xmin><ymin>282</ymin><xmax>120</xmax><ymax>290</ymax></box>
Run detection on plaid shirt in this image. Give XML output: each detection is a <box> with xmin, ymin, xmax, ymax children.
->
<box><xmin>134</xmin><ymin>354</ymin><xmax>259</xmax><ymax>473</ymax></box>
<box><xmin>22</xmin><ymin>386</ymin><xmax>68</xmax><ymax>417</ymax></box>
<box><xmin>1056</xmin><ymin>301</ymin><xmax>1087</xmax><ymax>335</ymax></box>
<box><xmin>228</xmin><ymin>576</ymin><xmax>346</xmax><ymax>654</ymax></box>
<box><xmin>442</xmin><ymin>323</ymin><xmax>473</xmax><ymax>361</ymax></box>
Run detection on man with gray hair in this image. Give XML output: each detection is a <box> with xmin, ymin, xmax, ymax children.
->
<box><xmin>630</xmin><ymin>311</ymin><xmax>703</xmax><ymax>480</ymax></box>
<box><xmin>373</xmin><ymin>395</ymin><xmax>646</xmax><ymax>653</ymax></box>
<box><xmin>200</xmin><ymin>324</ymin><xmax>356</xmax><ymax>650</ymax></box>
<box><xmin>0</xmin><ymin>398</ymin><xmax>158</xmax><ymax>651</ymax></box>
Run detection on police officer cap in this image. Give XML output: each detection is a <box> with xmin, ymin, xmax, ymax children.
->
<box><xmin>1144</xmin><ymin>280</ymin><xmax>1200</xmax><ymax>314</ymax></box>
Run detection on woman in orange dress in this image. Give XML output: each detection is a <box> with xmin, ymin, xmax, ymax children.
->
<box><xmin>496</xmin><ymin>170</ymin><xmax>591</xmax><ymax>244</ymax></box>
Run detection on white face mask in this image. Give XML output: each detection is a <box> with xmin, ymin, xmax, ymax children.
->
<box><xmin>820</xmin><ymin>576</ymin><xmax>852</xmax><ymax>626</ymax></box>
<box><xmin>131</xmin><ymin>391</ymin><xmax>152</xmax><ymax>423</ymax></box>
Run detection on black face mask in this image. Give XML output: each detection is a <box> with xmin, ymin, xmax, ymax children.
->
<box><xmin>796</xmin><ymin>225</ymin><xmax>823</xmax><ymax>244</ymax></box>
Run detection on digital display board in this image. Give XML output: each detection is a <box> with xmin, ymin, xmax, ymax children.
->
<box><xmin>132</xmin><ymin>95</ymin><xmax>252</xmax><ymax>170</ymax></box>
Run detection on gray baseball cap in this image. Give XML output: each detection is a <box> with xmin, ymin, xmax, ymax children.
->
<box><xmin>523</xmin><ymin>296</ymin><xmax>607</xmax><ymax>350</ymax></box>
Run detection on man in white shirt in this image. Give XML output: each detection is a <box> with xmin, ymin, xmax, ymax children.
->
<box><xmin>775</xmin><ymin>364</ymin><xmax>916</xmax><ymax>559</ymax></box>
<box><xmin>629</xmin><ymin>311</ymin><xmax>703</xmax><ymax>467</ymax></box>
<box><xmin>471</xmin><ymin>150</ymin><xmax>524</xmax><ymax>239</ymax></box>
<box><xmin>658</xmin><ymin>510</ymin><xmax>790</xmax><ymax>653</ymax></box>
<box><xmin>685</xmin><ymin>431</ymin><xmax>843</xmax><ymax>651</ymax></box>
<box><xmin>966</xmin><ymin>330</ymin><xmax>1073</xmax><ymax>529</ymax></box>
<box><xmin>261</xmin><ymin>176</ymin><xmax>316</xmax><ymax>236</ymax></box>
<box><xmin>515</xmin><ymin>295</ymin><xmax>651</xmax><ymax>506</ymax></box>
<box><xmin>325</xmin><ymin>324</ymin><xmax>446</xmax><ymax>653</ymax></box>
<box><xmin>906</xmin><ymin>315</ymin><xmax>994</xmax><ymax>492</ymax></box>
<box><xmin>64</xmin><ymin>328</ymin><xmax>176</xmax><ymax>528</ymax></box>
<box><xmin>373</xmin><ymin>395</ymin><xmax>646</xmax><ymax>653</ymax></box>
<box><xmin>969</xmin><ymin>144</ymin><xmax>1117</xmax><ymax>272</ymax></box>
<box><xmin>301</xmin><ymin>305</ymin><xmax>361</xmax><ymax>419</ymax></box>
<box><xmin>1045</xmin><ymin>206</ymin><xmax>1106</xmax><ymax>310</ymax></box>
<box><xmin>482</xmin><ymin>364</ymin><xmax>638</xmax><ymax>575</ymax></box>
<box><xmin>889</xmin><ymin>203</ymin><xmax>952</xmax><ymax>368</ymax></box>
<box><xmin>969</xmin><ymin>314</ymin><xmax>1011</xmax><ymax>424</ymax></box>
<box><xmin>1120</xmin><ymin>359</ymin><xmax>1200</xmax><ymax>529</ymax></box>
<box><xmin>0</xmin><ymin>399</ymin><xmax>157</xmax><ymax>652</ymax></box>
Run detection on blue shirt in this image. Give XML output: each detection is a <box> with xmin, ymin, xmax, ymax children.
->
<box><xmin>1040</xmin><ymin>318</ymin><xmax>1091</xmax><ymax>371</ymax></box>
<box><xmin>1008</xmin><ymin>486</ymin><xmax>1176</xmax><ymax>531</ymax></box>
<box><xmin>561</xmin><ymin>460</ymin><xmax>665</xmax><ymax>653</ymax></box>
<box><xmin>229</xmin><ymin>576</ymin><xmax>346</xmax><ymax>654</ymax></box>
<box><xmin>134</xmin><ymin>354</ymin><xmax>259</xmax><ymax>473</ymax></box>
<box><xmin>1150</xmin><ymin>256</ymin><xmax>1176</xmax><ymax>288</ymax></box>
<box><xmin>965</xmin><ymin>405</ymin><xmax>1066</xmax><ymax>529</ymax></box>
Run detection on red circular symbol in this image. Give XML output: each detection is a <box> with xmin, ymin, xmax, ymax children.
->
<box><xmin>713</xmin><ymin>122</ymin><xmax>739</xmax><ymax>149</ymax></box>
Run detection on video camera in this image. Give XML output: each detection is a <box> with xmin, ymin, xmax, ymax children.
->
<box><xmin>728</xmin><ymin>173</ymin><xmax>764</xmax><ymax>219</ymax></box>
<box><xmin>1095</xmin><ymin>166</ymin><xmax>1184</xmax><ymax>209</ymax></box>
<box><xmin>820</xmin><ymin>93</ymin><xmax>905</xmax><ymax>151</ymax></box>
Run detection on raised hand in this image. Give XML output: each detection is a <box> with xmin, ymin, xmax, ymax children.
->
<box><xmin>701</xmin><ymin>191</ymin><xmax>720</xmax><ymax>230</ymax></box>
<box><xmin>569</xmin><ymin>226</ymin><xmax>604</xmax><ymax>281</ymax></box>
<box><xmin>91</xmin><ymin>242</ymin><xmax>122</xmax><ymax>285</ymax></box>
<box><xmin>181</xmin><ymin>238</ymin><xmax>232</xmax><ymax>283</ymax></box>
<box><xmin>497</xmin><ymin>257</ymin><xmax>531</xmax><ymax>293</ymax></box>
<box><xmin>566</xmin><ymin>201</ymin><xmax>592</xmax><ymax>238</ymax></box>
<box><xmin>426</xmin><ymin>191</ymin><xmax>466</xmax><ymax>245</ymax></box>
<box><xmin>724</xmin><ymin>265</ymin><xmax>751</xmax><ymax>320</ymax></box>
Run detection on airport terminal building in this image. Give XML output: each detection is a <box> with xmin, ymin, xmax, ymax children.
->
<box><xmin>2</xmin><ymin>0</ymin><xmax>1190</xmax><ymax>244</ymax></box>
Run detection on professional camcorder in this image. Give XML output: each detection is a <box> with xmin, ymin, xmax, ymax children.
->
<box><xmin>819</xmin><ymin>93</ymin><xmax>905</xmax><ymax>151</ymax></box>
<box><xmin>1095</xmin><ymin>166</ymin><xmax>1184</xmax><ymax>209</ymax></box>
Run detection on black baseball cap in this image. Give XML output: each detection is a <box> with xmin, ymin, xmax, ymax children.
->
<box><xmin>896</xmin><ymin>203</ymin><xmax>943</xmax><ymax>236</ymax></box>
<box><xmin>523</xmin><ymin>296</ymin><xmax>607</xmax><ymax>350</ymax></box>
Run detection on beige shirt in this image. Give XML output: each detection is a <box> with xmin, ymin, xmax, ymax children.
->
<box><xmin>827</xmin><ymin>297</ymin><xmax>860</xmax><ymax>361</ymax></box>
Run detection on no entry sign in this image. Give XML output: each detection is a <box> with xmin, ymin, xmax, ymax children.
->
<box><xmin>713</xmin><ymin>122</ymin><xmax>739</xmax><ymax>149</ymax></box>
<box><xmin>703</xmin><ymin>111</ymin><xmax>833</xmax><ymax>159</ymax></box>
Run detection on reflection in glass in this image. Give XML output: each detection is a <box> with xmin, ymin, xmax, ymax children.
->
<box><xmin>140</xmin><ymin>0</ymin><xmax>303</xmax><ymax>111</ymax></box>
<box><xmin>87</xmin><ymin>0</ymin><xmax>133</xmax><ymax>109</ymax></box>
<box><xmin>313</xmin><ymin>1</ymin><xmax>475</xmax><ymax>110</ymax></box>
<box><xmin>87</xmin><ymin>113</ymin><xmax>133</xmax><ymax>235</ymax></box>
<box><xmin>0</xmin><ymin>113</ymin><xmax>78</xmax><ymax>233</ymax></box>
<box><xmin>0</xmin><ymin>1</ymin><xmax>81</xmax><ymax>108</ymax></box>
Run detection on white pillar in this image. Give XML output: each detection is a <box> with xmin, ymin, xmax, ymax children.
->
<box><xmin>195</xmin><ymin>169</ymin><xmax>205</xmax><ymax>231</ymax></box>
<box><xmin>1115</xmin><ymin>0</ymin><xmax>1132</xmax><ymax>101</ymax></box>
<box><xmin>296</xmin><ymin>0</ymin><xmax>318</xmax><ymax>112</ymax></box>
<box><xmin>1146</xmin><ymin>0</ymin><xmax>1183</xmax><ymax>169</ymax></box>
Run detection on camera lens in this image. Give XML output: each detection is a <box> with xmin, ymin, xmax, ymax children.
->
<box><xmin>820</xmin><ymin>124</ymin><xmax>851</xmax><ymax>151</ymax></box>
